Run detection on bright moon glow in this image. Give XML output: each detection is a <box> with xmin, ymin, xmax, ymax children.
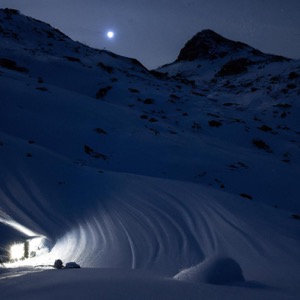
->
<box><xmin>107</xmin><ymin>31</ymin><xmax>114</xmax><ymax>39</ymax></box>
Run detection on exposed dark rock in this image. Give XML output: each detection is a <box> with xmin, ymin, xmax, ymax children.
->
<box><xmin>216</xmin><ymin>58</ymin><xmax>252</xmax><ymax>77</ymax></box>
<box><xmin>0</xmin><ymin>58</ymin><xmax>28</xmax><ymax>73</ymax></box>
<box><xmin>84</xmin><ymin>145</ymin><xmax>108</xmax><ymax>160</ymax></box>
<box><xmin>240</xmin><ymin>193</ymin><xmax>253</xmax><ymax>200</ymax></box>
<box><xmin>96</xmin><ymin>86</ymin><xmax>112</xmax><ymax>99</ymax></box>
<box><xmin>63</xmin><ymin>56</ymin><xmax>81</xmax><ymax>62</ymax></box>
<box><xmin>176</xmin><ymin>29</ymin><xmax>254</xmax><ymax>61</ymax></box>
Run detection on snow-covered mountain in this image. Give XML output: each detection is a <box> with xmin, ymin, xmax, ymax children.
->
<box><xmin>158</xmin><ymin>29</ymin><xmax>300</xmax><ymax>209</ymax></box>
<box><xmin>0</xmin><ymin>8</ymin><xmax>299</xmax><ymax>300</ymax></box>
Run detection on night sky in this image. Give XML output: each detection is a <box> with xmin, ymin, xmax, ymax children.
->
<box><xmin>0</xmin><ymin>0</ymin><xmax>299</xmax><ymax>69</ymax></box>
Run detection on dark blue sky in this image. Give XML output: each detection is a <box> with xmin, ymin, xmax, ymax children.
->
<box><xmin>0</xmin><ymin>0</ymin><xmax>299</xmax><ymax>68</ymax></box>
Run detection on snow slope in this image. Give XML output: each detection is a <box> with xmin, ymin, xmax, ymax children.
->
<box><xmin>0</xmin><ymin>9</ymin><xmax>300</xmax><ymax>300</ymax></box>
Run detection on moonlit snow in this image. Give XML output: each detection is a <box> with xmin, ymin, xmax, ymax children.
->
<box><xmin>0</xmin><ymin>9</ymin><xmax>300</xmax><ymax>300</ymax></box>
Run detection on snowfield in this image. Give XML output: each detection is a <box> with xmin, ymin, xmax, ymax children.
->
<box><xmin>0</xmin><ymin>9</ymin><xmax>300</xmax><ymax>300</ymax></box>
<box><xmin>2</xmin><ymin>267</ymin><xmax>299</xmax><ymax>300</ymax></box>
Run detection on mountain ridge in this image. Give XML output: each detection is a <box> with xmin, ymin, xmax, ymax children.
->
<box><xmin>1</xmin><ymin>7</ymin><xmax>299</xmax><ymax>207</ymax></box>
<box><xmin>0</xmin><ymin>8</ymin><xmax>299</xmax><ymax>209</ymax></box>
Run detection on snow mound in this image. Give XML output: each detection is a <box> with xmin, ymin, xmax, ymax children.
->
<box><xmin>174</xmin><ymin>256</ymin><xmax>245</xmax><ymax>285</ymax></box>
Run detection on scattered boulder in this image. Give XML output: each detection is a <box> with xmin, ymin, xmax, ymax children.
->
<box><xmin>53</xmin><ymin>260</ymin><xmax>80</xmax><ymax>269</ymax></box>
<box><xmin>54</xmin><ymin>259</ymin><xmax>63</xmax><ymax>269</ymax></box>
<box><xmin>64</xmin><ymin>262</ymin><xmax>81</xmax><ymax>269</ymax></box>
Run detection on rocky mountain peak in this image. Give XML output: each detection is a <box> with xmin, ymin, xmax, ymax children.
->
<box><xmin>176</xmin><ymin>29</ymin><xmax>255</xmax><ymax>61</ymax></box>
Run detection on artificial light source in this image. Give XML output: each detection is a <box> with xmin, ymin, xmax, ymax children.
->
<box><xmin>9</xmin><ymin>237</ymin><xmax>48</xmax><ymax>261</ymax></box>
<box><xmin>10</xmin><ymin>243</ymin><xmax>24</xmax><ymax>260</ymax></box>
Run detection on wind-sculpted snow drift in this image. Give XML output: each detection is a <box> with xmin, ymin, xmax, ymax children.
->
<box><xmin>1</xmin><ymin>157</ymin><xmax>300</xmax><ymax>300</ymax></box>
<box><xmin>1</xmin><ymin>146</ymin><xmax>299</xmax><ymax>290</ymax></box>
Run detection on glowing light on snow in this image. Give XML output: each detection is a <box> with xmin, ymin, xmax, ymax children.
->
<box><xmin>1</xmin><ymin>213</ymin><xmax>50</xmax><ymax>265</ymax></box>
<box><xmin>10</xmin><ymin>243</ymin><xmax>24</xmax><ymax>260</ymax></box>
<box><xmin>28</xmin><ymin>236</ymin><xmax>48</xmax><ymax>257</ymax></box>
<box><xmin>9</xmin><ymin>237</ymin><xmax>49</xmax><ymax>261</ymax></box>
<box><xmin>107</xmin><ymin>31</ymin><xmax>114</xmax><ymax>39</ymax></box>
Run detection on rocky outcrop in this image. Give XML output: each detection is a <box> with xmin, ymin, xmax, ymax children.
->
<box><xmin>176</xmin><ymin>29</ymin><xmax>257</xmax><ymax>61</ymax></box>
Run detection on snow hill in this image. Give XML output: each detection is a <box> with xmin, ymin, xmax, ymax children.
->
<box><xmin>0</xmin><ymin>8</ymin><xmax>300</xmax><ymax>300</ymax></box>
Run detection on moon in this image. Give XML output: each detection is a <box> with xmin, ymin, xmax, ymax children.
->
<box><xmin>107</xmin><ymin>31</ymin><xmax>114</xmax><ymax>39</ymax></box>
